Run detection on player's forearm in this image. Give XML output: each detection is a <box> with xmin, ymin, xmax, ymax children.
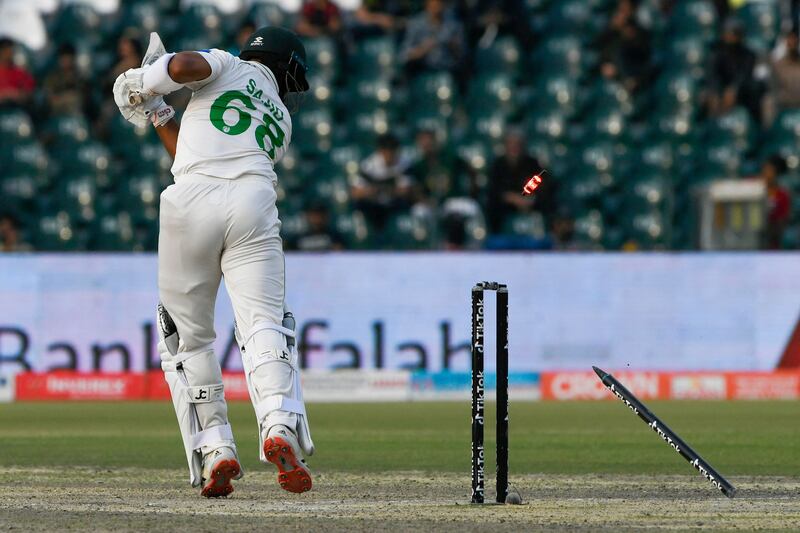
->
<box><xmin>155</xmin><ymin>119</ymin><xmax>180</xmax><ymax>159</ymax></box>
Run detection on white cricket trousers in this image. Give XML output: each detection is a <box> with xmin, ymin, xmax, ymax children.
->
<box><xmin>158</xmin><ymin>174</ymin><xmax>295</xmax><ymax>440</ymax></box>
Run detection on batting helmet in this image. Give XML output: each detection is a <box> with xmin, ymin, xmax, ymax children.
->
<box><xmin>239</xmin><ymin>26</ymin><xmax>309</xmax><ymax>93</ymax></box>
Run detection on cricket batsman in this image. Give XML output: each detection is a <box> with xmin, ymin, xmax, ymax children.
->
<box><xmin>112</xmin><ymin>27</ymin><xmax>314</xmax><ymax>498</ymax></box>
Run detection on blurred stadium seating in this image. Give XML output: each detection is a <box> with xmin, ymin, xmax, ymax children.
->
<box><xmin>0</xmin><ymin>0</ymin><xmax>798</xmax><ymax>251</ymax></box>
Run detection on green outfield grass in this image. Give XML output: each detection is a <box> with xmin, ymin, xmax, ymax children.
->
<box><xmin>1</xmin><ymin>401</ymin><xmax>798</xmax><ymax>476</ymax></box>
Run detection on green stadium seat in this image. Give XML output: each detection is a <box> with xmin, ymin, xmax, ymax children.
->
<box><xmin>467</xmin><ymin>74</ymin><xmax>516</xmax><ymax>116</ymax></box>
<box><xmin>275</xmin><ymin>146</ymin><xmax>315</xmax><ymax>192</ymax></box>
<box><xmin>280</xmin><ymin>211</ymin><xmax>309</xmax><ymax>245</ymax></box>
<box><xmin>652</xmin><ymin>107</ymin><xmax>696</xmax><ymax>140</ymax></box>
<box><xmin>739</xmin><ymin>0</ymin><xmax>780</xmax><ymax>54</ymax></box>
<box><xmin>347</xmin><ymin>77</ymin><xmax>397</xmax><ymax>113</ymax></box>
<box><xmin>345</xmin><ymin>109</ymin><xmax>392</xmax><ymax>146</ymax></box>
<box><xmin>335</xmin><ymin>211</ymin><xmax>371</xmax><ymax>249</ymax></box>
<box><xmin>248</xmin><ymin>3</ymin><xmax>294</xmax><ymax>34</ymax></box>
<box><xmin>579</xmin><ymin>141</ymin><xmax>627</xmax><ymax>176</ymax></box>
<box><xmin>118</xmin><ymin>174</ymin><xmax>161</xmax><ymax>225</ymax></box>
<box><xmin>626</xmin><ymin>171</ymin><xmax>672</xmax><ymax>212</ymax></box>
<box><xmin>533</xmin><ymin>35</ymin><xmax>587</xmax><ymax>78</ymax></box>
<box><xmin>310</xmin><ymin>174</ymin><xmax>350</xmax><ymax>213</ymax></box>
<box><xmin>527</xmin><ymin>110</ymin><xmax>568</xmax><ymax>142</ymax></box>
<box><xmin>524</xmin><ymin>0</ymin><xmax>552</xmax><ymax>13</ymax></box>
<box><xmin>637</xmin><ymin>139</ymin><xmax>675</xmax><ymax>172</ymax></box>
<box><xmin>627</xmin><ymin>211</ymin><xmax>669</xmax><ymax>249</ymax></box>
<box><xmin>468</xmin><ymin>109</ymin><xmax>509</xmax><ymax>145</ymax></box>
<box><xmin>120</xmin><ymin>1</ymin><xmax>161</xmax><ymax>35</ymax></box>
<box><xmin>51</xmin><ymin>4</ymin><xmax>105</xmax><ymax>47</ymax></box>
<box><xmin>588</xmin><ymin>79</ymin><xmax>634</xmax><ymax>115</ymax></box>
<box><xmin>352</xmin><ymin>37</ymin><xmax>396</xmax><ymax>78</ymax></box>
<box><xmin>705</xmin><ymin>107</ymin><xmax>754</xmax><ymax>153</ymax></box>
<box><xmin>571</xmin><ymin>209</ymin><xmax>604</xmax><ymax>246</ymax></box>
<box><xmin>293</xmin><ymin>107</ymin><xmax>334</xmax><ymax>155</ymax></box>
<box><xmin>586</xmin><ymin>106</ymin><xmax>628</xmax><ymax>140</ymax></box>
<box><xmin>0</xmin><ymin>109</ymin><xmax>34</xmax><ymax>145</ymax></box>
<box><xmin>124</xmin><ymin>142</ymin><xmax>173</xmax><ymax>177</ymax></box>
<box><xmin>0</xmin><ymin>173</ymin><xmax>39</xmax><ymax>206</ymax></box>
<box><xmin>456</xmin><ymin>140</ymin><xmax>491</xmax><ymax>176</ymax></box>
<box><xmin>500</xmin><ymin>212</ymin><xmax>547</xmax><ymax>240</ymax></box>
<box><xmin>601</xmin><ymin>224</ymin><xmax>626</xmax><ymax>250</ymax></box>
<box><xmin>653</xmin><ymin>69</ymin><xmax>701</xmax><ymax>113</ymax></box>
<box><xmin>55</xmin><ymin>175</ymin><xmax>98</xmax><ymax>225</ymax></box>
<box><xmin>303</xmin><ymin>37</ymin><xmax>339</xmax><ymax>82</ymax></box>
<box><xmin>60</xmin><ymin>141</ymin><xmax>113</xmax><ymax>179</ymax></box>
<box><xmin>667</xmin><ymin>0</ymin><xmax>717</xmax><ymax>40</ymax></box>
<box><xmin>44</xmin><ymin>115</ymin><xmax>91</xmax><ymax>147</ymax></box>
<box><xmin>108</xmin><ymin>113</ymin><xmax>156</xmax><ymax>160</ymax></box>
<box><xmin>386</xmin><ymin>212</ymin><xmax>435</xmax><ymax>250</ymax></box>
<box><xmin>177</xmin><ymin>5</ymin><xmax>226</xmax><ymax>46</ymax></box>
<box><xmin>767</xmin><ymin>109</ymin><xmax>800</xmax><ymax>140</ymax></box>
<box><xmin>546</xmin><ymin>0</ymin><xmax>594</xmax><ymax>34</ymax></box>
<box><xmin>698</xmin><ymin>138</ymin><xmax>741</xmax><ymax>178</ymax></box>
<box><xmin>409</xmin><ymin>72</ymin><xmax>458</xmax><ymax>118</ymax></box>
<box><xmin>35</xmin><ymin>211</ymin><xmax>87</xmax><ymax>251</ymax></box>
<box><xmin>304</xmin><ymin>74</ymin><xmax>335</xmax><ymax>111</ymax></box>
<box><xmin>664</xmin><ymin>35</ymin><xmax>709</xmax><ymax>72</ymax></box>
<box><xmin>475</xmin><ymin>36</ymin><xmax>522</xmax><ymax>77</ymax></box>
<box><xmin>4</xmin><ymin>140</ymin><xmax>49</xmax><ymax>178</ymax></box>
<box><xmin>326</xmin><ymin>144</ymin><xmax>365</xmax><ymax>178</ymax></box>
<box><xmin>89</xmin><ymin>210</ymin><xmax>137</xmax><ymax>251</ymax></box>
<box><xmin>563</xmin><ymin>168</ymin><xmax>605</xmax><ymax>211</ymax></box>
<box><xmin>530</xmin><ymin>74</ymin><xmax>579</xmax><ymax>117</ymax></box>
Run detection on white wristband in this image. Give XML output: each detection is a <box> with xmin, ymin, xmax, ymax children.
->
<box><xmin>141</xmin><ymin>53</ymin><xmax>184</xmax><ymax>96</ymax></box>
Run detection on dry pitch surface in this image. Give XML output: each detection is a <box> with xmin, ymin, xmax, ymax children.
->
<box><xmin>0</xmin><ymin>468</ymin><xmax>798</xmax><ymax>532</ymax></box>
<box><xmin>2</xmin><ymin>401</ymin><xmax>798</xmax><ymax>531</ymax></box>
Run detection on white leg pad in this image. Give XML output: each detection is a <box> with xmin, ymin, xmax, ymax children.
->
<box><xmin>158</xmin><ymin>305</ymin><xmax>238</xmax><ymax>486</ymax></box>
<box><xmin>239</xmin><ymin>316</ymin><xmax>315</xmax><ymax>461</ymax></box>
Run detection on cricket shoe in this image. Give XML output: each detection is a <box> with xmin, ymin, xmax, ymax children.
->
<box><xmin>200</xmin><ymin>446</ymin><xmax>242</xmax><ymax>498</ymax></box>
<box><xmin>263</xmin><ymin>425</ymin><xmax>313</xmax><ymax>493</ymax></box>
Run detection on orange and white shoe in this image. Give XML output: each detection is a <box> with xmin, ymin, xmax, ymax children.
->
<box><xmin>263</xmin><ymin>425</ymin><xmax>313</xmax><ymax>494</ymax></box>
<box><xmin>200</xmin><ymin>446</ymin><xmax>242</xmax><ymax>498</ymax></box>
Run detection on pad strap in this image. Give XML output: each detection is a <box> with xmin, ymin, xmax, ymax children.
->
<box><xmin>186</xmin><ymin>384</ymin><xmax>224</xmax><ymax>403</ymax></box>
<box><xmin>161</xmin><ymin>343</ymin><xmax>214</xmax><ymax>372</ymax></box>
<box><xmin>191</xmin><ymin>423</ymin><xmax>233</xmax><ymax>451</ymax></box>
<box><xmin>255</xmin><ymin>394</ymin><xmax>306</xmax><ymax>423</ymax></box>
<box><xmin>243</xmin><ymin>321</ymin><xmax>295</xmax><ymax>346</ymax></box>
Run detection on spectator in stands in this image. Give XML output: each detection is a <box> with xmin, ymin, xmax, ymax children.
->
<box><xmin>288</xmin><ymin>203</ymin><xmax>345</xmax><ymax>251</ymax></box>
<box><xmin>352</xmin><ymin>0</ymin><xmax>407</xmax><ymax>36</ymax></box>
<box><xmin>229</xmin><ymin>20</ymin><xmax>256</xmax><ymax>56</ymax></box>
<box><xmin>401</xmin><ymin>0</ymin><xmax>465</xmax><ymax>79</ymax></box>
<box><xmin>440</xmin><ymin>198</ymin><xmax>482</xmax><ymax>250</ymax></box>
<box><xmin>485</xmin><ymin>129</ymin><xmax>553</xmax><ymax>235</ymax></box>
<box><xmin>597</xmin><ymin>0</ymin><xmax>652</xmax><ymax>93</ymax></box>
<box><xmin>749</xmin><ymin>155</ymin><xmax>791</xmax><ymax>250</ymax></box>
<box><xmin>0</xmin><ymin>213</ymin><xmax>30</xmax><ymax>252</ymax></box>
<box><xmin>351</xmin><ymin>133</ymin><xmax>415</xmax><ymax>231</ymax></box>
<box><xmin>409</xmin><ymin>128</ymin><xmax>457</xmax><ymax>205</ymax></box>
<box><xmin>42</xmin><ymin>44</ymin><xmax>86</xmax><ymax>116</ymax></box>
<box><xmin>296</xmin><ymin>0</ymin><xmax>342</xmax><ymax>37</ymax></box>
<box><xmin>461</xmin><ymin>0</ymin><xmax>532</xmax><ymax>48</ymax></box>
<box><xmin>765</xmin><ymin>30</ymin><xmax>800</xmax><ymax>125</ymax></box>
<box><xmin>707</xmin><ymin>19</ymin><xmax>762</xmax><ymax>120</ymax></box>
<box><xmin>0</xmin><ymin>38</ymin><xmax>35</xmax><ymax>108</ymax></box>
<box><xmin>108</xmin><ymin>34</ymin><xmax>143</xmax><ymax>89</ymax></box>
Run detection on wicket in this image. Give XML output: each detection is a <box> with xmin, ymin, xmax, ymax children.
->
<box><xmin>593</xmin><ymin>366</ymin><xmax>736</xmax><ymax>498</ymax></box>
<box><xmin>471</xmin><ymin>281</ymin><xmax>509</xmax><ymax>504</ymax></box>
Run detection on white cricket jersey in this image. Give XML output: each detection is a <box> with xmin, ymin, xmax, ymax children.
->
<box><xmin>171</xmin><ymin>49</ymin><xmax>292</xmax><ymax>182</ymax></box>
